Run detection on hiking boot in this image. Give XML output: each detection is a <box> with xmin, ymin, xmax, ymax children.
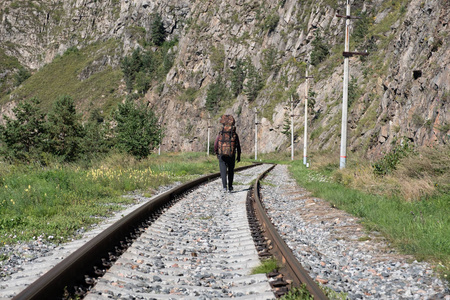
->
<box><xmin>222</xmin><ymin>188</ymin><xmax>228</xmax><ymax>193</ymax></box>
<box><xmin>228</xmin><ymin>186</ymin><xmax>233</xmax><ymax>193</ymax></box>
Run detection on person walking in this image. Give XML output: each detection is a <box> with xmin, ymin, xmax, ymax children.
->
<box><xmin>214</xmin><ymin>115</ymin><xmax>241</xmax><ymax>193</ymax></box>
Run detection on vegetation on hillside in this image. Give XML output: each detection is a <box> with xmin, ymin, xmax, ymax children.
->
<box><xmin>0</xmin><ymin>95</ymin><xmax>162</xmax><ymax>162</ymax></box>
<box><xmin>0</xmin><ymin>48</ymin><xmax>24</xmax><ymax>99</ymax></box>
<box><xmin>120</xmin><ymin>38</ymin><xmax>177</xmax><ymax>95</ymax></box>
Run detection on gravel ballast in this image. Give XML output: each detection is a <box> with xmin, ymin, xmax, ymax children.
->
<box><xmin>261</xmin><ymin>165</ymin><xmax>449</xmax><ymax>299</ymax></box>
<box><xmin>1</xmin><ymin>164</ymin><xmax>449</xmax><ymax>299</ymax></box>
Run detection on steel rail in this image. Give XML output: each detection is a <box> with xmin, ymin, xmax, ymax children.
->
<box><xmin>13</xmin><ymin>163</ymin><xmax>260</xmax><ymax>300</ymax></box>
<box><xmin>252</xmin><ymin>165</ymin><xmax>329</xmax><ymax>300</ymax></box>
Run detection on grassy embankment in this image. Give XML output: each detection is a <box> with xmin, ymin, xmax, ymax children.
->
<box><xmin>0</xmin><ymin>152</ymin><xmax>225</xmax><ymax>248</ymax></box>
<box><xmin>261</xmin><ymin>145</ymin><xmax>449</xmax><ymax>283</ymax></box>
<box><xmin>1</xmin><ymin>147</ymin><xmax>448</xmax><ymax>285</ymax></box>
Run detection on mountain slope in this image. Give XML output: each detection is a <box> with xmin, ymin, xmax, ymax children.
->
<box><xmin>0</xmin><ymin>0</ymin><xmax>448</xmax><ymax>158</ymax></box>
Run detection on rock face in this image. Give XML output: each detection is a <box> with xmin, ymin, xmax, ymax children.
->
<box><xmin>0</xmin><ymin>0</ymin><xmax>449</xmax><ymax>158</ymax></box>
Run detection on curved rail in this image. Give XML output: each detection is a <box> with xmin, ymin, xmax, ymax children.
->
<box><xmin>13</xmin><ymin>163</ymin><xmax>260</xmax><ymax>300</ymax></box>
<box><xmin>251</xmin><ymin>164</ymin><xmax>329</xmax><ymax>300</ymax></box>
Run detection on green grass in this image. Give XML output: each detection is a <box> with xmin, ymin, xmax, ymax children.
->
<box><xmin>279</xmin><ymin>285</ymin><xmax>313</xmax><ymax>300</ymax></box>
<box><xmin>0</xmin><ymin>152</ymin><xmax>220</xmax><ymax>246</ymax></box>
<box><xmin>251</xmin><ymin>258</ymin><xmax>278</xmax><ymax>274</ymax></box>
<box><xmin>288</xmin><ymin>160</ymin><xmax>450</xmax><ymax>281</ymax></box>
<box><xmin>1</xmin><ymin>39</ymin><xmax>123</xmax><ymax>115</ymax></box>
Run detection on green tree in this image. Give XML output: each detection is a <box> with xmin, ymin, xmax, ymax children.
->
<box><xmin>308</xmin><ymin>90</ymin><xmax>316</xmax><ymax>112</ymax></box>
<box><xmin>310</xmin><ymin>30</ymin><xmax>329</xmax><ymax>66</ymax></box>
<box><xmin>151</xmin><ymin>13</ymin><xmax>166</xmax><ymax>46</ymax></box>
<box><xmin>112</xmin><ymin>99</ymin><xmax>161</xmax><ymax>158</ymax></box>
<box><xmin>121</xmin><ymin>49</ymin><xmax>143</xmax><ymax>92</ymax></box>
<box><xmin>353</xmin><ymin>11</ymin><xmax>371</xmax><ymax>46</ymax></box>
<box><xmin>14</xmin><ymin>66</ymin><xmax>31</xmax><ymax>87</ymax></box>
<box><xmin>206</xmin><ymin>74</ymin><xmax>229</xmax><ymax>113</ymax></box>
<box><xmin>210</xmin><ymin>45</ymin><xmax>225</xmax><ymax>73</ymax></box>
<box><xmin>45</xmin><ymin>95</ymin><xmax>84</xmax><ymax>161</ymax></box>
<box><xmin>348</xmin><ymin>76</ymin><xmax>359</xmax><ymax>107</ymax></box>
<box><xmin>231</xmin><ymin>59</ymin><xmax>245</xmax><ymax>97</ymax></box>
<box><xmin>80</xmin><ymin>108</ymin><xmax>111</xmax><ymax>158</ymax></box>
<box><xmin>244</xmin><ymin>61</ymin><xmax>263</xmax><ymax>102</ymax></box>
<box><xmin>281</xmin><ymin>113</ymin><xmax>291</xmax><ymax>139</ymax></box>
<box><xmin>141</xmin><ymin>50</ymin><xmax>157</xmax><ymax>75</ymax></box>
<box><xmin>263</xmin><ymin>12</ymin><xmax>280</xmax><ymax>33</ymax></box>
<box><xmin>262</xmin><ymin>47</ymin><xmax>279</xmax><ymax>79</ymax></box>
<box><xmin>135</xmin><ymin>71</ymin><xmax>151</xmax><ymax>95</ymax></box>
<box><xmin>0</xmin><ymin>97</ymin><xmax>46</xmax><ymax>161</ymax></box>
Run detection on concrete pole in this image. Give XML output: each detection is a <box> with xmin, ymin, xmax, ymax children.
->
<box><xmin>255</xmin><ymin>111</ymin><xmax>258</xmax><ymax>161</ymax></box>
<box><xmin>303</xmin><ymin>69</ymin><xmax>309</xmax><ymax>165</ymax></box>
<box><xmin>291</xmin><ymin>98</ymin><xmax>294</xmax><ymax>161</ymax></box>
<box><xmin>207</xmin><ymin>127</ymin><xmax>210</xmax><ymax>156</ymax></box>
<box><xmin>340</xmin><ymin>0</ymin><xmax>351</xmax><ymax>169</ymax></box>
<box><xmin>158</xmin><ymin>125</ymin><xmax>161</xmax><ymax>155</ymax></box>
<box><xmin>207</xmin><ymin>113</ymin><xmax>210</xmax><ymax>156</ymax></box>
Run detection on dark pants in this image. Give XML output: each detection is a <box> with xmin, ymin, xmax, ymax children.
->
<box><xmin>218</xmin><ymin>155</ymin><xmax>235</xmax><ymax>189</ymax></box>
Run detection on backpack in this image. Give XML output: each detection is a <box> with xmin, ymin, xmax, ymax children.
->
<box><xmin>218</xmin><ymin>125</ymin><xmax>237</xmax><ymax>157</ymax></box>
<box><xmin>218</xmin><ymin>115</ymin><xmax>237</xmax><ymax>157</ymax></box>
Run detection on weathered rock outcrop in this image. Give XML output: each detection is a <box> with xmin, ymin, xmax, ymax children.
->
<box><xmin>0</xmin><ymin>0</ymin><xmax>448</xmax><ymax>158</ymax></box>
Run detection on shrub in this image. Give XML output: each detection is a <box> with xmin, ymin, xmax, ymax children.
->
<box><xmin>373</xmin><ymin>139</ymin><xmax>414</xmax><ymax>176</ymax></box>
<box><xmin>263</xmin><ymin>12</ymin><xmax>280</xmax><ymax>33</ymax></box>
<box><xmin>112</xmin><ymin>99</ymin><xmax>162</xmax><ymax>158</ymax></box>
<box><xmin>14</xmin><ymin>66</ymin><xmax>31</xmax><ymax>86</ymax></box>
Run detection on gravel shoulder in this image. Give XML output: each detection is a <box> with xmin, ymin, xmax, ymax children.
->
<box><xmin>261</xmin><ymin>164</ymin><xmax>449</xmax><ymax>299</ymax></box>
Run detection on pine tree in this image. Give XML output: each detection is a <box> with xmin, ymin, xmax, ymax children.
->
<box><xmin>206</xmin><ymin>74</ymin><xmax>229</xmax><ymax>113</ymax></box>
<box><xmin>80</xmin><ymin>108</ymin><xmax>111</xmax><ymax>158</ymax></box>
<box><xmin>45</xmin><ymin>95</ymin><xmax>84</xmax><ymax>161</ymax></box>
<box><xmin>244</xmin><ymin>61</ymin><xmax>263</xmax><ymax>102</ymax></box>
<box><xmin>0</xmin><ymin>97</ymin><xmax>46</xmax><ymax>161</ymax></box>
<box><xmin>310</xmin><ymin>30</ymin><xmax>329</xmax><ymax>66</ymax></box>
<box><xmin>231</xmin><ymin>59</ymin><xmax>245</xmax><ymax>97</ymax></box>
<box><xmin>151</xmin><ymin>13</ymin><xmax>166</xmax><ymax>46</ymax></box>
<box><xmin>121</xmin><ymin>49</ymin><xmax>143</xmax><ymax>92</ymax></box>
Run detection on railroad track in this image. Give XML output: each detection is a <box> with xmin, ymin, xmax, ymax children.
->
<box><xmin>11</xmin><ymin>163</ymin><xmax>327</xmax><ymax>300</ymax></box>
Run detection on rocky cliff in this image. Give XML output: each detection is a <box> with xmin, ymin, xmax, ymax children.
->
<box><xmin>0</xmin><ymin>0</ymin><xmax>449</xmax><ymax>159</ymax></box>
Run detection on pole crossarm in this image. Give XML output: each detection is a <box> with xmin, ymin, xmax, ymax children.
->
<box><xmin>336</xmin><ymin>14</ymin><xmax>361</xmax><ymax>19</ymax></box>
<box><xmin>343</xmin><ymin>51</ymin><xmax>369</xmax><ymax>57</ymax></box>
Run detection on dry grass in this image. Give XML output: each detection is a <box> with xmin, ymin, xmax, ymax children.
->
<box><xmin>311</xmin><ymin>144</ymin><xmax>449</xmax><ymax>201</ymax></box>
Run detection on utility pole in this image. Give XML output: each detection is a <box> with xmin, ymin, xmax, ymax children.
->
<box><xmin>254</xmin><ymin>108</ymin><xmax>260</xmax><ymax>161</ymax></box>
<box><xmin>291</xmin><ymin>98</ymin><xmax>294</xmax><ymax>160</ymax></box>
<box><xmin>337</xmin><ymin>0</ymin><xmax>368</xmax><ymax>169</ymax></box>
<box><xmin>207</xmin><ymin>113</ymin><xmax>211</xmax><ymax>156</ymax></box>
<box><xmin>158</xmin><ymin>118</ymin><xmax>164</xmax><ymax>156</ymax></box>
<box><xmin>303</xmin><ymin>68</ymin><xmax>313</xmax><ymax>166</ymax></box>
